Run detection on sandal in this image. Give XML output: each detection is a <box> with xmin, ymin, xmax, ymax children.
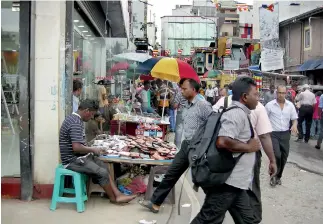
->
<box><xmin>138</xmin><ymin>199</ymin><xmax>159</xmax><ymax>213</ymax></box>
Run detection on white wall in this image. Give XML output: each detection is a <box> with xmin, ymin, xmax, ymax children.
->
<box><xmin>132</xmin><ymin>0</ymin><xmax>145</xmax><ymax>38</ymax></box>
<box><xmin>33</xmin><ymin>1</ymin><xmax>66</xmax><ymax>184</ymax></box>
<box><xmin>147</xmin><ymin>23</ymin><xmax>156</xmax><ymax>46</ymax></box>
<box><xmin>253</xmin><ymin>0</ymin><xmax>323</xmax><ymax>39</ymax></box>
<box><xmin>172</xmin><ymin>5</ymin><xmax>193</xmax><ymax>16</ymax></box>
<box><xmin>238</xmin><ymin>8</ymin><xmax>254</xmax><ymax>24</ymax></box>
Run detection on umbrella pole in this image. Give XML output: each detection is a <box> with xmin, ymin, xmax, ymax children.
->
<box><xmin>161</xmin><ymin>81</ymin><xmax>169</xmax><ymax>120</ymax></box>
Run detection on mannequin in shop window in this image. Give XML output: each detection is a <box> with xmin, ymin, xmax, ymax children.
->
<box><xmin>73</xmin><ymin>79</ymin><xmax>83</xmax><ymax>113</ymax></box>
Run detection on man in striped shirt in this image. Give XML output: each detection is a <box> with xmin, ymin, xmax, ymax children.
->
<box><xmin>59</xmin><ymin>99</ymin><xmax>136</xmax><ymax>204</ymax></box>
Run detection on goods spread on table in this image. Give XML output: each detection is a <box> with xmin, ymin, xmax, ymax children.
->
<box><xmin>91</xmin><ymin>135</ymin><xmax>177</xmax><ymax>197</ymax></box>
<box><xmin>92</xmin><ymin>135</ymin><xmax>177</xmax><ymax>160</ymax></box>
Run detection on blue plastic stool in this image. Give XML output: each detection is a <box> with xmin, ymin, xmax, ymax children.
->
<box><xmin>50</xmin><ymin>164</ymin><xmax>88</xmax><ymax>213</ymax></box>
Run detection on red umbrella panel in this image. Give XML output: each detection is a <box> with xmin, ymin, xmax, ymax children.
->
<box><xmin>139</xmin><ymin>74</ymin><xmax>154</xmax><ymax>81</ymax></box>
<box><xmin>108</xmin><ymin>62</ymin><xmax>129</xmax><ymax>74</ymax></box>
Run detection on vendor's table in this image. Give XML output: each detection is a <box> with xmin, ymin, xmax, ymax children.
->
<box><xmin>110</xmin><ymin>120</ymin><xmax>169</xmax><ymax>140</ymax></box>
<box><xmin>99</xmin><ymin>156</ymin><xmax>175</xmax><ymax>204</ymax></box>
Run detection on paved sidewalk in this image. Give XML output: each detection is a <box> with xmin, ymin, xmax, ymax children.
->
<box><xmin>2</xmin><ymin>180</ymin><xmax>192</xmax><ymax>224</ymax></box>
<box><xmin>288</xmin><ymin>138</ymin><xmax>323</xmax><ymax>175</ymax></box>
<box><xmin>2</xmin><ymin>196</ymin><xmax>171</xmax><ymax>224</ymax></box>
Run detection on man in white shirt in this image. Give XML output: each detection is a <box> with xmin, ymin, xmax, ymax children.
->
<box><xmin>265</xmin><ymin>85</ymin><xmax>298</xmax><ymax>187</ymax></box>
<box><xmin>205</xmin><ymin>85</ymin><xmax>215</xmax><ymax>105</ymax></box>
<box><xmin>212</xmin><ymin>93</ymin><xmax>277</xmax><ymax>223</ymax></box>
<box><xmin>295</xmin><ymin>84</ymin><xmax>316</xmax><ymax>143</ymax></box>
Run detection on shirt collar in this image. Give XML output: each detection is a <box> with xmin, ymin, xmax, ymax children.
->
<box><xmin>231</xmin><ymin>100</ymin><xmax>251</xmax><ymax>114</ymax></box>
<box><xmin>191</xmin><ymin>94</ymin><xmax>200</xmax><ymax>105</ymax></box>
<box><xmin>274</xmin><ymin>99</ymin><xmax>287</xmax><ymax>106</ymax></box>
<box><xmin>72</xmin><ymin>112</ymin><xmax>81</xmax><ymax>119</ymax></box>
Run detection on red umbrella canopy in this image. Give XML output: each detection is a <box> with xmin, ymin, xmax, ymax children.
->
<box><xmin>139</xmin><ymin>74</ymin><xmax>154</xmax><ymax>81</ymax></box>
<box><xmin>108</xmin><ymin>62</ymin><xmax>129</xmax><ymax>74</ymax></box>
<box><xmin>151</xmin><ymin>58</ymin><xmax>200</xmax><ymax>83</ymax></box>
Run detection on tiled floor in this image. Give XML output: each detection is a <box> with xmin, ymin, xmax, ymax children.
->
<box><xmin>1</xmin><ymin>121</ymin><xmax>20</xmax><ymax>177</ymax></box>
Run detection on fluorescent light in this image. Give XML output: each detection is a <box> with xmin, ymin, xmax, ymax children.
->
<box><xmin>73</xmin><ymin>50</ymin><xmax>77</xmax><ymax>52</ymax></box>
<box><xmin>74</xmin><ymin>20</ymin><xmax>79</xmax><ymax>22</ymax></box>
<box><xmin>78</xmin><ymin>25</ymin><xmax>84</xmax><ymax>28</ymax></box>
<box><xmin>86</xmin><ymin>35</ymin><xmax>91</xmax><ymax>37</ymax></box>
<box><xmin>82</xmin><ymin>30</ymin><xmax>88</xmax><ymax>33</ymax></box>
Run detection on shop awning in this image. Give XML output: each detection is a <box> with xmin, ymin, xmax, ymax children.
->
<box><xmin>299</xmin><ymin>58</ymin><xmax>323</xmax><ymax>71</ymax></box>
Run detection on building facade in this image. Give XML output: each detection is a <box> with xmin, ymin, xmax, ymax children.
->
<box><xmin>147</xmin><ymin>22</ymin><xmax>157</xmax><ymax>47</ymax></box>
<box><xmin>279</xmin><ymin>8</ymin><xmax>323</xmax><ymax>87</ymax></box>
<box><xmin>253</xmin><ymin>1</ymin><xmax>323</xmax><ymax>40</ymax></box>
<box><xmin>130</xmin><ymin>0</ymin><xmax>148</xmax><ymax>40</ymax></box>
<box><xmin>161</xmin><ymin>4</ymin><xmax>217</xmax><ymax>56</ymax></box>
<box><xmin>1</xmin><ymin>0</ymin><xmax>128</xmax><ymax>200</ymax></box>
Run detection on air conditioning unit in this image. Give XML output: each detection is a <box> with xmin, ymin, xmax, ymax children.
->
<box><xmin>196</xmin><ymin>66</ymin><xmax>204</xmax><ymax>74</ymax></box>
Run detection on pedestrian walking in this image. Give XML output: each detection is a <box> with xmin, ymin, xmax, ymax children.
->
<box><xmin>315</xmin><ymin>92</ymin><xmax>323</xmax><ymax>150</ymax></box>
<box><xmin>139</xmin><ymin>78</ymin><xmax>213</xmax><ymax>215</ymax></box>
<box><xmin>265</xmin><ymin>85</ymin><xmax>298</xmax><ymax>187</ymax></box>
<box><xmin>264</xmin><ymin>84</ymin><xmax>276</xmax><ymax>105</ymax></box>
<box><xmin>205</xmin><ymin>84</ymin><xmax>215</xmax><ymax>105</ymax></box>
<box><xmin>311</xmin><ymin>91</ymin><xmax>322</xmax><ymax>139</ymax></box>
<box><xmin>295</xmin><ymin>84</ymin><xmax>316</xmax><ymax>143</ymax></box>
<box><xmin>212</xmin><ymin>89</ymin><xmax>277</xmax><ymax>223</ymax></box>
<box><xmin>191</xmin><ymin>76</ymin><xmax>260</xmax><ymax>223</ymax></box>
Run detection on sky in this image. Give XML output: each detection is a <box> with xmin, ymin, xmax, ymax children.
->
<box><xmin>147</xmin><ymin>0</ymin><xmax>254</xmax><ymax>42</ymax></box>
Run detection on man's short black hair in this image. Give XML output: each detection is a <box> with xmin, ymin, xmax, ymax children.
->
<box><xmin>73</xmin><ymin>79</ymin><xmax>83</xmax><ymax>92</ymax></box>
<box><xmin>179</xmin><ymin>78</ymin><xmax>200</xmax><ymax>92</ymax></box>
<box><xmin>78</xmin><ymin>99</ymin><xmax>99</xmax><ymax>111</ymax></box>
<box><xmin>232</xmin><ymin>76</ymin><xmax>257</xmax><ymax>101</ymax></box>
<box><xmin>143</xmin><ymin>80</ymin><xmax>150</xmax><ymax>86</ymax></box>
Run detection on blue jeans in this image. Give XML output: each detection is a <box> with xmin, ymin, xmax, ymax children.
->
<box><xmin>142</xmin><ymin>106</ymin><xmax>155</xmax><ymax>113</ymax></box>
<box><xmin>169</xmin><ymin>108</ymin><xmax>175</xmax><ymax>131</ymax></box>
<box><xmin>311</xmin><ymin>119</ymin><xmax>320</xmax><ymax>137</ymax></box>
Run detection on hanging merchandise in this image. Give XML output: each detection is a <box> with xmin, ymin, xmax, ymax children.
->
<box><xmin>253</xmin><ymin>75</ymin><xmax>263</xmax><ymax>91</ymax></box>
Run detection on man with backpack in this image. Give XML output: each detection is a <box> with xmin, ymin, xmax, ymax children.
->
<box><xmin>190</xmin><ymin>76</ymin><xmax>261</xmax><ymax>223</ymax></box>
<box><xmin>211</xmin><ymin>83</ymin><xmax>276</xmax><ymax>223</ymax></box>
<box><xmin>140</xmin><ymin>77</ymin><xmax>265</xmax><ymax>223</ymax></box>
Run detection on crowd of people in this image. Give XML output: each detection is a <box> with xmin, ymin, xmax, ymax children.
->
<box><xmin>64</xmin><ymin>76</ymin><xmax>320</xmax><ymax>223</ymax></box>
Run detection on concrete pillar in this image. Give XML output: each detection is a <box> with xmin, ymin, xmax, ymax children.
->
<box><xmin>33</xmin><ymin>1</ymin><xmax>66</xmax><ymax>184</ymax></box>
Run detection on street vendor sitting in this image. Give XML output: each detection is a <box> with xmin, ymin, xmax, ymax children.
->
<box><xmin>59</xmin><ymin>99</ymin><xmax>136</xmax><ymax>204</ymax></box>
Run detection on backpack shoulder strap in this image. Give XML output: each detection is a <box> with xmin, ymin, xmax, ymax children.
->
<box><xmin>224</xmin><ymin>96</ymin><xmax>229</xmax><ymax>109</ymax></box>
<box><xmin>195</xmin><ymin>106</ymin><xmax>240</xmax><ymax>158</ymax></box>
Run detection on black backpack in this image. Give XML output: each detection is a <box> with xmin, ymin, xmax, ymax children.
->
<box><xmin>187</xmin><ymin>106</ymin><xmax>254</xmax><ymax>190</ymax></box>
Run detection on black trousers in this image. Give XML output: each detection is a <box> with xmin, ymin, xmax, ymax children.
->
<box><xmin>191</xmin><ymin>185</ymin><xmax>256</xmax><ymax>224</ymax></box>
<box><xmin>151</xmin><ymin>142</ymin><xmax>259</xmax><ymax>224</ymax></box>
<box><xmin>271</xmin><ymin>131</ymin><xmax>291</xmax><ymax>179</ymax></box>
<box><xmin>229</xmin><ymin>151</ymin><xmax>262</xmax><ymax>223</ymax></box>
<box><xmin>298</xmin><ymin>105</ymin><xmax>314</xmax><ymax>141</ymax></box>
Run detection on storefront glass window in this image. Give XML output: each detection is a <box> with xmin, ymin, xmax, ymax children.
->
<box><xmin>73</xmin><ymin>8</ymin><xmax>105</xmax><ymax>102</ymax></box>
<box><xmin>1</xmin><ymin>1</ymin><xmax>20</xmax><ymax>177</ymax></box>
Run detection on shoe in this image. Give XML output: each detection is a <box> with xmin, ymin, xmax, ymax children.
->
<box><xmin>304</xmin><ymin>140</ymin><xmax>309</xmax><ymax>143</ymax></box>
<box><xmin>315</xmin><ymin>145</ymin><xmax>321</xmax><ymax>150</ymax></box>
<box><xmin>295</xmin><ymin>138</ymin><xmax>303</xmax><ymax>142</ymax></box>
<box><xmin>276</xmin><ymin>178</ymin><xmax>282</xmax><ymax>185</ymax></box>
<box><xmin>270</xmin><ymin>176</ymin><xmax>277</xmax><ymax>187</ymax></box>
<box><xmin>139</xmin><ymin>200</ymin><xmax>160</xmax><ymax>213</ymax></box>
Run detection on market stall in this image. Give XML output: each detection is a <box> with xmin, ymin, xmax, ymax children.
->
<box><xmin>110</xmin><ymin>112</ymin><xmax>169</xmax><ymax>140</ymax></box>
<box><xmin>89</xmin><ymin>135</ymin><xmax>177</xmax><ymax>203</ymax></box>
